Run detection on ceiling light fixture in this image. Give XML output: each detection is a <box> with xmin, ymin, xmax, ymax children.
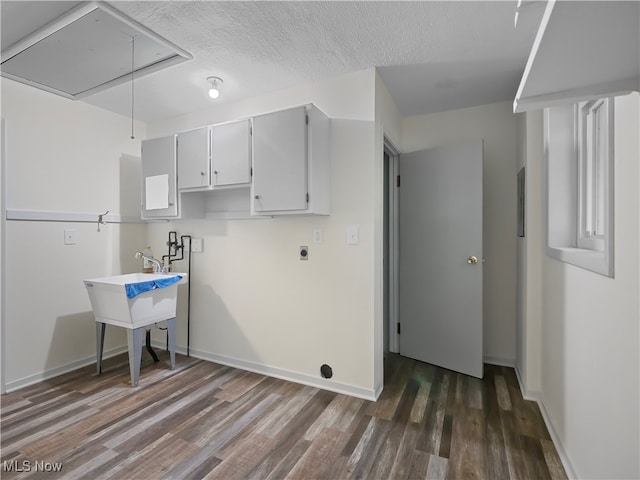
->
<box><xmin>207</xmin><ymin>76</ymin><xmax>223</xmax><ymax>99</ymax></box>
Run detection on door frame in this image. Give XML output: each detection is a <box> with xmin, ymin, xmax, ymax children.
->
<box><xmin>384</xmin><ymin>137</ymin><xmax>400</xmax><ymax>354</ymax></box>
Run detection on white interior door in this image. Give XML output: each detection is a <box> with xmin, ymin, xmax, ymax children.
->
<box><xmin>399</xmin><ymin>141</ymin><xmax>483</xmax><ymax>378</ymax></box>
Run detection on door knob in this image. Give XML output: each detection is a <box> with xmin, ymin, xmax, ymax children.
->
<box><xmin>467</xmin><ymin>255</ymin><xmax>478</xmax><ymax>264</ymax></box>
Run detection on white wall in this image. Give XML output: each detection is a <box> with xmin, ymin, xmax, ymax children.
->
<box><xmin>516</xmin><ymin>110</ymin><xmax>543</xmax><ymax>393</ymax></box>
<box><xmin>1</xmin><ymin>118</ymin><xmax>5</xmax><ymax>392</ymax></box>
<box><xmin>374</xmin><ymin>72</ymin><xmax>403</xmax><ymax>391</ymax></box>
<box><xmin>402</xmin><ymin>102</ymin><xmax>519</xmax><ymax>365</ymax></box>
<box><xmin>374</xmin><ymin>71</ymin><xmax>402</xmax><ymax>150</ymax></box>
<box><xmin>149</xmin><ymin>69</ymin><xmax>375</xmax><ymax>138</ymax></box>
<box><xmin>523</xmin><ymin>92</ymin><xmax>639</xmax><ymax>479</ymax></box>
<box><xmin>516</xmin><ymin>114</ymin><xmax>527</xmax><ymax>385</ymax></box>
<box><xmin>541</xmin><ymin>93</ymin><xmax>639</xmax><ymax>479</ymax></box>
<box><xmin>145</xmin><ymin>69</ymin><xmax>381</xmax><ymax>399</ymax></box>
<box><xmin>1</xmin><ymin>79</ymin><xmax>147</xmax><ymax>390</ymax></box>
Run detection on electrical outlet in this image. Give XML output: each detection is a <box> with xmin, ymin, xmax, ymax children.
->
<box><xmin>64</xmin><ymin>229</ymin><xmax>76</xmax><ymax>245</ymax></box>
<box><xmin>191</xmin><ymin>238</ymin><xmax>203</xmax><ymax>252</ymax></box>
<box><xmin>300</xmin><ymin>246</ymin><xmax>309</xmax><ymax>260</ymax></box>
<box><xmin>347</xmin><ymin>225</ymin><xmax>359</xmax><ymax>245</ymax></box>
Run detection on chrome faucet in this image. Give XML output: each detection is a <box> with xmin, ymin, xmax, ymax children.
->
<box><xmin>135</xmin><ymin>251</ymin><xmax>169</xmax><ymax>274</ymax></box>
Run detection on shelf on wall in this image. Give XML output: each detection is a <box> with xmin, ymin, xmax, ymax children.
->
<box><xmin>514</xmin><ymin>0</ymin><xmax>639</xmax><ymax>113</ymax></box>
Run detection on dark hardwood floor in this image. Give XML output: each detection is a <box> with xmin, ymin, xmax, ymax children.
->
<box><xmin>1</xmin><ymin>351</ymin><xmax>566</xmax><ymax>479</ymax></box>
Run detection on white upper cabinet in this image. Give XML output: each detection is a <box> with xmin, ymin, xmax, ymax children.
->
<box><xmin>177</xmin><ymin>127</ymin><xmax>210</xmax><ymax>190</ymax></box>
<box><xmin>142</xmin><ymin>134</ymin><xmax>205</xmax><ymax>220</ymax></box>
<box><xmin>141</xmin><ymin>135</ymin><xmax>178</xmax><ymax>219</ymax></box>
<box><xmin>177</xmin><ymin>120</ymin><xmax>251</xmax><ymax>191</ymax></box>
<box><xmin>211</xmin><ymin>119</ymin><xmax>251</xmax><ymax>187</ymax></box>
<box><xmin>252</xmin><ymin>106</ymin><xmax>307</xmax><ymax>212</ymax></box>
<box><xmin>251</xmin><ymin>104</ymin><xmax>330</xmax><ymax>215</ymax></box>
<box><xmin>141</xmin><ymin>104</ymin><xmax>329</xmax><ymax>219</ymax></box>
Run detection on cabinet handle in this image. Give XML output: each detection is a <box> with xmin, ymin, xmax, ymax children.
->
<box><xmin>254</xmin><ymin>195</ymin><xmax>260</xmax><ymax>200</ymax></box>
<box><xmin>213</xmin><ymin>170</ymin><xmax>218</xmax><ymax>175</ymax></box>
<box><xmin>201</xmin><ymin>171</ymin><xmax>206</xmax><ymax>176</ymax></box>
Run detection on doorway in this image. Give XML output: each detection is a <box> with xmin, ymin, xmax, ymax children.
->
<box><xmin>384</xmin><ymin>140</ymin><xmax>484</xmax><ymax>378</ymax></box>
<box><xmin>383</xmin><ymin>139</ymin><xmax>400</xmax><ymax>355</ymax></box>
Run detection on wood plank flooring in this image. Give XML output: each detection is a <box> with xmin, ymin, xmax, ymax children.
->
<box><xmin>1</xmin><ymin>352</ymin><xmax>567</xmax><ymax>479</ymax></box>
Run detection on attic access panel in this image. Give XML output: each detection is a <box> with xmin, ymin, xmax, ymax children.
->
<box><xmin>1</xmin><ymin>1</ymin><xmax>192</xmax><ymax>99</ymax></box>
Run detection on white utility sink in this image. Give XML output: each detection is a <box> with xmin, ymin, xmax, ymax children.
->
<box><xmin>84</xmin><ymin>273</ymin><xmax>187</xmax><ymax>329</ymax></box>
<box><xmin>84</xmin><ymin>272</ymin><xmax>188</xmax><ymax>386</ymax></box>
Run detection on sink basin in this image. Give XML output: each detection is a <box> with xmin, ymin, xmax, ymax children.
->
<box><xmin>84</xmin><ymin>272</ymin><xmax>187</xmax><ymax>329</ymax></box>
<box><xmin>84</xmin><ymin>272</ymin><xmax>188</xmax><ymax>386</ymax></box>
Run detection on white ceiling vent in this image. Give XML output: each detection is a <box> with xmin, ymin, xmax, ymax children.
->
<box><xmin>1</xmin><ymin>1</ymin><xmax>192</xmax><ymax>100</ymax></box>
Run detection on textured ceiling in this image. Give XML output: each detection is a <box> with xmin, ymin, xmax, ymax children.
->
<box><xmin>1</xmin><ymin>1</ymin><xmax>546</xmax><ymax>121</ymax></box>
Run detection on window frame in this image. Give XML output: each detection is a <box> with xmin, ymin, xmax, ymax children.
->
<box><xmin>544</xmin><ymin>97</ymin><xmax>615</xmax><ymax>277</ymax></box>
<box><xmin>577</xmin><ymin>98</ymin><xmax>613</xmax><ymax>252</ymax></box>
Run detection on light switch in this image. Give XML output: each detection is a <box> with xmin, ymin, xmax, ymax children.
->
<box><xmin>313</xmin><ymin>228</ymin><xmax>323</xmax><ymax>244</ymax></box>
<box><xmin>347</xmin><ymin>225</ymin><xmax>359</xmax><ymax>245</ymax></box>
<box><xmin>64</xmin><ymin>229</ymin><xmax>76</xmax><ymax>245</ymax></box>
<box><xmin>191</xmin><ymin>238</ymin><xmax>203</xmax><ymax>252</ymax></box>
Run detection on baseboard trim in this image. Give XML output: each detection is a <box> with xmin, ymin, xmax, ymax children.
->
<box><xmin>484</xmin><ymin>355</ymin><xmax>516</xmax><ymax>367</ymax></box>
<box><xmin>4</xmin><ymin>346</ymin><xmax>128</xmax><ymax>393</ymax></box>
<box><xmin>373</xmin><ymin>381</ymin><xmax>384</xmax><ymax>401</ymax></box>
<box><xmin>514</xmin><ymin>365</ymin><xmax>535</xmax><ymax>401</ymax></box>
<box><xmin>159</xmin><ymin>345</ymin><xmax>377</xmax><ymax>401</ymax></box>
<box><xmin>514</xmin><ymin>366</ymin><xmax>578</xmax><ymax>479</ymax></box>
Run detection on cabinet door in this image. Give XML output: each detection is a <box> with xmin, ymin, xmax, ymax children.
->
<box><xmin>252</xmin><ymin>106</ymin><xmax>307</xmax><ymax>212</ymax></box>
<box><xmin>177</xmin><ymin>127</ymin><xmax>210</xmax><ymax>189</ymax></box>
<box><xmin>141</xmin><ymin>135</ymin><xmax>177</xmax><ymax>218</ymax></box>
<box><xmin>212</xmin><ymin>119</ymin><xmax>251</xmax><ymax>186</ymax></box>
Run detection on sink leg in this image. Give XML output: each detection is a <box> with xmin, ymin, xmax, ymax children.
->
<box><xmin>96</xmin><ymin>322</ymin><xmax>106</xmax><ymax>375</ymax></box>
<box><xmin>167</xmin><ymin>318</ymin><xmax>176</xmax><ymax>370</ymax></box>
<box><xmin>127</xmin><ymin>327</ymin><xmax>144</xmax><ymax>387</ymax></box>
